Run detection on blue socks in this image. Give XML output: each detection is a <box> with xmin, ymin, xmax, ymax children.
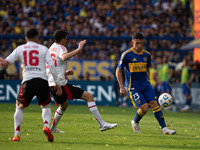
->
<box><xmin>134</xmin><ymin>109</ymin><xmax>144</xmax><ymax>123</ymax></box>
<box><xmin>153</xmin><ymin>106</ymin><xmax>166</xmax><ymax>129</ymax></box>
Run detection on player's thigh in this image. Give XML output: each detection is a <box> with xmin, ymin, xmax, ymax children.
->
<box><xmin>66</xmin><ymin>84</ymin><xmax>84</xmax><ymax>99</ymax></box>
<box><xmin>50</xmin><ymin>86</ymin><xmax>67</xmax><ymax>105</ymax></box>
<box><xmin>182</xmin><ymin>83</ymin><xmax>191</xmax><ymax>96</ymax></box>
<box><xmin>50</xmin><ymin>84</ymin><xmax>84</xmax><ymax>105</ymax></box>
<box><xmin>142</xmin><ymin>85</ymin><xmax>157</xmax><ymax>103</ymax></box>
<box><xmin>35</xmin><ymin>79</ymin><xmax>51</xmax><ymax>105</ymax></box>
<box><xmin>17</xmin><ymin>80</ymin><xmax>35</xmax><ymax>107</ymax></box>
<box><xmin>128</xmin><ymin>89</ymin><xmax>146</xmax><ymax>108</ymax></box>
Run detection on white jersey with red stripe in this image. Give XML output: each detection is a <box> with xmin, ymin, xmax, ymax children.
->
<box><xmin>46</xmin><ymin>43</ymin><xmax>68</xmax><ymax>86</ymax></box>
<box><xmin>6</xmin><ymin>41</ymin><xmax>59</xmax><ymax>84</ymax></box>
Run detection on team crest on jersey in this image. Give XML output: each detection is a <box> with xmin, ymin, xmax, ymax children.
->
<box><xmin>143</xmin><ymin>57</ymin><xmax>147</xmax><ymax>62</ymax></box>
<box><xmin>136</xmin><ymin>99</ymin><xmax>141</xmax><ymax>104</ymax></box>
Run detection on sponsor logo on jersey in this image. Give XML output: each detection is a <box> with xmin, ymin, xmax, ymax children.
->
<box><xmin>129</xmin><ymin>62</ymin><xmax>147</xmax><ymax>72</ymax></box>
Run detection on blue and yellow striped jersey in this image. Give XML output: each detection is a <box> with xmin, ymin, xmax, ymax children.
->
<box><xmin>117</xmin><ymin>47</ymin><xmax>151</xmax><ymax>91</ymax></box>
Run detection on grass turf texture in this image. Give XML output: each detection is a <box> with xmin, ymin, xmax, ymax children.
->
<box><xmin>0</xmin><ymin>103</ymin><xmax>200</xmax><ymax>150</ymax></box>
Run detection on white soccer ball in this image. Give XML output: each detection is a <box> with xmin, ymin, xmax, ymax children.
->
<box><xmin>158</xmin><ymin>93</ymin><xmax>173</xmax><ymax>107</ymax></box>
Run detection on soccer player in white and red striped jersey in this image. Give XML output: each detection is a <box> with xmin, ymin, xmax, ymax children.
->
<box><xmin>46</xmin><ymin>29</ymin><xmax>118</xmax><ymax>133</ymax></box>
<box><xmin>0</xmin><ymin>28</ymin><xmax>62</xmax><ymax>142</ymax></box>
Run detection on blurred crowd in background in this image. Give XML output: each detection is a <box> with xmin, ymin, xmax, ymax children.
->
<box><xmin>0</xmin><ymin>0</ymin><xmax>199</xmax><ymax>84</ymax></box>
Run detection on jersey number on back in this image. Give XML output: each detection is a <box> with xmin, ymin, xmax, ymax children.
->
<box><xmin>51</xmin><ymin>53</ymin><xmax>57</xmax><ymax>66</ymax></box>
<box><xmin>23</xmin><ymin>50</ymin><xmax>39</xmax><ymax>66</ymax></box>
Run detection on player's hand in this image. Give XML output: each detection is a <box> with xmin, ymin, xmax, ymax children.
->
<box><xmin>120</xmin><ymin>87</ymin><xmax>128</xmax><ymax>97</ymax></box>
<box><xmin>54</xmin><ymin>84</ymin><xmax>62</xmax><ymax>96</ymax></box>
<box><xmin>65</xmin><ymin>69</ymin><xmax>74</xmax><ymax>75</ymax></box>
<box><xmin>0</xmin><ymin>58</ymin><xmax>10</xmax><ymax>70</ymax></box>
<box><xmin>78</xmin><ymin>40</ymin><xmax>86</xmax><ymax>51</ymax></box>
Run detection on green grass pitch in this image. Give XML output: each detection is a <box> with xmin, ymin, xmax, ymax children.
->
<box><xmin>0</xmin><ymin>103</ymin><xmax>200</xmax><ymax>150</ymax></box>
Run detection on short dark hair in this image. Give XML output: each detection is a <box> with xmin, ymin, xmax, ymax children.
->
<box><xmin>25</xmin><ymin>28</ymin><xmax>39</xmax><ymax>40</ymax></box>
<box><xmin>132</xmin><ymin>32</ymin><xmax>144</xmax><ymax>40</ymax></box>
<box><xmin>54</xmin><ymin>29</ymin><xmax>67</xmax><ymax>43</ymax></box>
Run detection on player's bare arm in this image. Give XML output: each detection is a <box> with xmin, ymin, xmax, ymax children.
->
<box><xmin>0</xmin><ymin>58</ymin><xmax>10</xmax><ymax>69</ymax></box>
<box><xmin>60</xmin><ymin>40</ymin><xmax>87</xmax><ymax>61</ymax></box>
<box><xmin>65</xmin><ymin>69</ymin><xmax>74</xmax><ymax>76</ymax></box>
<box><xmin>187</xmin><ymin>72</ymin><xmax>195</xmax><ymax>84</ymax></box>
<box><xmin>116</xmin><ymin>67</ymin><xmax>127</xmax><ymax>96</ymax></box>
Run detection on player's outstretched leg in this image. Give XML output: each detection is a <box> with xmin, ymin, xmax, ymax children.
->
<box><xmin>82</xmin><ymin>91</ymin><xmax>118</xmax><ymax>131</ymax></box>
<box><xmin>152</xmin><ymin>105</ymin><xmax>176</xmax><ymax>135</ymax></box>
<box><xmin>88</xmin><ymin>101</ymin><xmax>118</xmax><ymax>132</ymax></box>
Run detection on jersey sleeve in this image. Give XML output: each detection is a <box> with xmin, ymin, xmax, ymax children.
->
<box><xmin>58</xmin><ymin>45</ymin><xmax>67</xmax><ymax>58</ymax></box>
<box><xmin>45</xmin><ymin>49</ymin><xmax>60</xmax><ymax>84</ymax></box>
<box><xmin>147</xmin><ymin>54</ymin><xmax>151</xmax><ymax>69</ymax></box>
<box><xmin>117</xmin><ymin>52</ymin><xmax>127</xmax><ymax>69</ymax></box>
<box><xmin>5</xmin><ymin>47</ymin><xmax>19</xmax><ymax>63</ymax></box>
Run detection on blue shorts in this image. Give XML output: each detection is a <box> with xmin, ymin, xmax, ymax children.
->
<box><xmin>182</xmin><ymin>83</ymin><xmax>191</xmax><ymax>95</ymax></box>
<box><xmin>162</xmin><ymin>81</ymin><xmax>171</xmax><ymax>93</ymax></box>
<box><xmin>127</xmin><ymin>84</ymin><xmax>157</xmax><ymax>108</ymax></box>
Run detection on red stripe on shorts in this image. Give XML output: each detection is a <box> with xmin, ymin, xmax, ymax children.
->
<box><xmin>64</xmin><ymin>85</ymin><xmax>73</xmax><ymax>100</ymax></box>
<box><xmin>19</xmin><ymin>85</ymin><xmax>28</xmax><ymax>107</ymax></box>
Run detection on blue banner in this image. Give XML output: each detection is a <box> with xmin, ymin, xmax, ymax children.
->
<box><xmin>1</xmin><ymin>80</ymin><xmax>200</xmax><ymax>110</ymax></box>
<box><xmin>0</xmin><ymin>80</ymin><xmax>119</xmax><ymax>106</ymax></box>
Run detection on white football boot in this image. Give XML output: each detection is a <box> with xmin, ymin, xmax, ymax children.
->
<box><xmin>131</xmin><ymin>120</ymin><xmax>141</xmax><ymax>133</ymax></box>
<box><xmin>100</xmin><ymin>122</ymin><xmax>118</xmax><ymax>132</ymax></box>
<box><xmin>51</xmin><ymin>128</ymin><xmax>65</xmax><ymax>133</ymax></box>
<box><xmin>162</xmin><ymin>127</ymin><xmax>176</xmax><ymax>135</ymax></box>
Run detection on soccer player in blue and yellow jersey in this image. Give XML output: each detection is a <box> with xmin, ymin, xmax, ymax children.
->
<box><xmin>116</xmin><ymin>32</ymin><xmax>176</xmax><ymax>135</ymax></box>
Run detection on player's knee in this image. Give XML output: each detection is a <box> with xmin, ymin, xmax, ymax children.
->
<box><xmin>16</xmin><ymin>100</ymin><xmax>25</xmax><ymax>109</ymax></box>
<box><xmin>82</xmin><ymin>91</ymin><xmax>94</xmax><ymax>102</ymax></box>
<box><xmin>149</xmin><ymin>100</ymin><xmax>158</xmax><ymax>108</ymax></box>
<box><xmin>140</xmin><ymin>104</ymin><xmax>148</xmax><ymax>114</ymax></box>
<box><xmin>87</xmin><ymin>93</ymin><xmax>94</xmax><ymax>102</ymax></box>
<box><xmin>41</xmin><ymin>102</ymin><xmax>51</xmax><ymax>108</ymax></box>
<box><xmin>60</xmin><ymin>101</ymin><xmax>68</xmax><ymax>111</ymax></box>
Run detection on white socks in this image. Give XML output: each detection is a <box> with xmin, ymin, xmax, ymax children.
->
<box><xmin>14</xmin><ymin>106</ymin><xmax>24</xmax><ymax>136</ymax></box>
<box><xmin>41</xmin><ymin>106</ymin><xmax>51</xmax><ymax>128</ymax></box>
<box><xmin>51</xmin><ymin>107</ymin><xmax>64</xmax><ymax>130</ymax></box>
<box><xmin>87</xmin><ymin>102</ymin><xmax>105</xmax><ymax>127</ymax></box>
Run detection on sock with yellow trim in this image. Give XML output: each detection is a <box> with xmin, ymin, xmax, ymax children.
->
<box><xmin>153</xmin><ymin>106</ymin><xmax>166</xmax><ymax>128</ymax></box>
<box><xmin>134</xmin><ymin>109</ymin><xmax>144</xmax><ymax>123</ymax></box>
